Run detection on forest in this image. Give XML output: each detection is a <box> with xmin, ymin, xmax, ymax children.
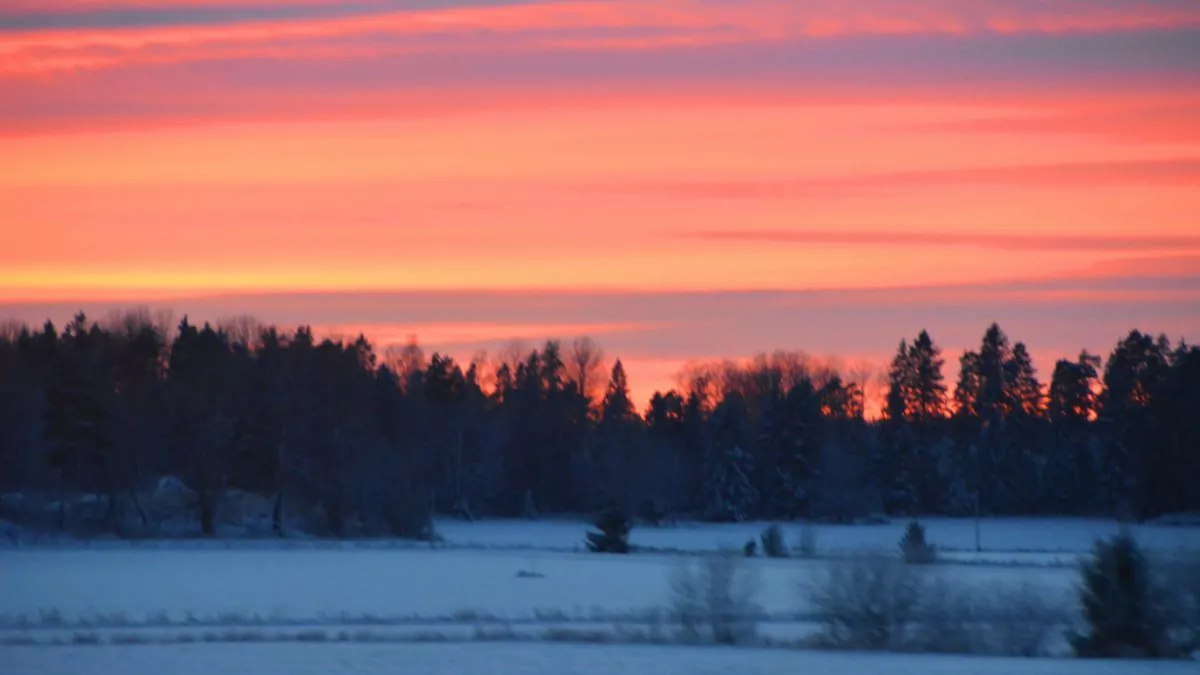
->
<box><xmin>0</xmin><ymin>310</ymin><xmax>1196</xmax><ymax>538</ymax></box>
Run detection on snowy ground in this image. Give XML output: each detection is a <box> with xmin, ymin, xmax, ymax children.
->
<box><xmin>0</xmin><ymin>547</ymin><xmax>1079</xmax><ymax>622</ymax></box>
<box><xmin>3</xmin><ymin>517</ymin><xmax>1196</xmax><ymax>623</ymax></box>
<box><xmin>10</xmin><ymin>516</ymin><xmax>1195</xmax><ymax>561</ymax></box>
<box><xmin>433</xmin><ymin>517</ymin><xmax>1200</xmax><ymax>556</ymax></box>
<box><xmin>1</xmin><ymin>518</ymin><xmax>1197</xmax><ymax>672</ymax></box>
<box><xmin>4</xmin><ymin>642</ymin><xmax>1198</xmax><ymax>675</ymax></box>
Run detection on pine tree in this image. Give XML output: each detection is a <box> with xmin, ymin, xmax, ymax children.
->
<box><xmin>585</xmin><ymin>507</ymin><xmax>631</xmax><ymax>553</ymax></box>
<box><xmin>1100</xmin><ymin>331</ymin><xmax>1171</xmax><ymax>516</ymax></box>
<box><xmin>601</xmin><ymin>360</ymin><xmax>635</xmax><ymax>425</ymax></box>
<box><xmin>1006</xmin><ymin>342</ymin><xmax>1043</xmax><ymax>418</ymax></box>
<box><xmin>1045</xmin><ymin>351</ymin><xmax>1102</xmax><ymax>513</ymax></box>
<box><xmin>975</xmin><ymin>323</ymin><xmax>1012</xmax><ymax>419</ymax></box>
<box><xmin>708</xmin><ymin>445</ymin><xmax>758</xmax><ymax>522</ymax></box>
<box><xmin>953</xmin><ymin>350</ymin><xmax>981</xmax><ymax>419</ymax></box>
<box><xmin>705</xmin><ymin>395</ymin><xmax>758</xmax><ymax>521</ymax></box>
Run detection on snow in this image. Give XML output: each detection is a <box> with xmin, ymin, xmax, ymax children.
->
<box><xmin>435</xmin><ymin>517</ymin><xmax>1200</xmax><ymax>557</ymax></box>
<box><xmin>2</xmin><ymin>642</ymin><xmax>1196</xmax><ymax>675</ymax></box>
<box><xmin>2</xmin><ymin>518</ymin><xmax>1196</xmax><ymax>671</ymax></box>
<box><xmin>0</xmin><ymin>547</ymin><xmax>1078</xmax><ymax>623</ymax></box>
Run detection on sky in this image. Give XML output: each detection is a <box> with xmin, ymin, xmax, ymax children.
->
<box><xmin>2</xmin><ymin>0</ymin><xmax>1199</xmax><ymax>410</ymax></box>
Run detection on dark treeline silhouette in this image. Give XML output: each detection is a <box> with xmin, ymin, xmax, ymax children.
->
<box><xmin>0</xmin><ymin>309</ymin><xmax>1197</xmax><ymax>538</ymax></box>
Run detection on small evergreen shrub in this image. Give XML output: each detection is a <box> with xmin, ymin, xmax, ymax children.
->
<box><xmin>585</xmin><ymin>508</ymin><xmax>631</xmax><ymax>554</ymax></box>
<box><xmin>900</xmin><ymin>521</ymin><xmax>937</xmax><ymax>565</ymax></box>
<box><xmin>743</xmin><ymin>539</ymin><xmax>757</xmax><ymax>557</ymax></box>
<box><xmin>760</xmin><ymin>524</ymin><xmax>788</xmax><ymax>558</ymax></box>
<box><xmin>1070</xmin><ymin>532</ymin><xmax>1172</xmax><ymax>658</ymax></box>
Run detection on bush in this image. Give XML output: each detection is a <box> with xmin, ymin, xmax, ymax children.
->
<box><xmin>1070</xmin><ymin>532</ymin><xmax>1173</xmax><ymax>658</ymax></box>
<box><xmin>760</xmin><ymin>524</ymin><xmax>788</xmax><ymax>558</ymax></box>
<box><xmin>900</xmin><ymin>521</ymin><xmax>936</xmax><ymax>565</ymax></box>
<box><xmin>806</xmin><ymin>555</ymin><xmax>923</xmax><ymax>650</ymax></box>
<box><xmin>913</xmin><ymin>580</ymin><xmax>1057</xmax><ymax>656</ymax></box>
<box><xmin>1158</xmin><ymin>553</ymin><xmax>1200</xmax><ymax>655</ymax></box>
<box><xmin>796</xmin><ymin>522</ymin><xmax>818</xmax><ymax>559</ymax></box>
<box><xmin>743</xmin><ymin>539</ymin><xmax>757</xmax><ymax>557</ymax></box>
<box><xmin>669</xmin><ymin>552</ymin><xmax>761</xmax><ymax>645</ymax></box>
<box><xmin>585</xmin><ymin>508</ymin><xmax>631</xmax><ymax>554</ymax></box>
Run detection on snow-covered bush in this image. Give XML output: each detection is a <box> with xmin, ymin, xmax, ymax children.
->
<box><xmin>760</xmin><ymin>524</ymin><xmax>788</xmax><ymax>558</ymax></box>
<box><xmin>1071</xmin><ymin>531</ymin><xmax>1173</xmax><ymax>658</ymax></box>
<box><xmin>669</xmin><ymin>552</ymin><xmax>760</xmax><ymax>645</ymax></box>
<box><xmin>805</xmin><ymin>555</ymin><xmax>923</xmax><ymax>650</ymax></box>
<box><xmin>900</xmin><ymin>521</ymin><xmax>937</xmax><ymax>565</ymax></box>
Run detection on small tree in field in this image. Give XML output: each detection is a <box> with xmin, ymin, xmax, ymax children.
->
<box><xmin>900</xmin><ymin>521</ymin><xmax>936</xmax><ymax>564</ymax></box>
<box><xmin>760</xmin><ymin>524</ymin><xmax>788</xmax><ymax>558</ymax></box>
<box><xmin>1071</xmin><ymin>532</ymin><xmax>1171</xmax><ymax>658</ymax></box>
<box><xmin>586</xmin><ymin>508</ymin><xmax>631</xmax><ymax>554</ymax></box>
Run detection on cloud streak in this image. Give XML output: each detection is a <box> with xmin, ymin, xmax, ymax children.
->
<box><xmin>601</xmin><ymin>158</ymin><xmax>1200</xmax><ymax>200</ymax></box>
<box><xmin>686</xmin><ymin>230</ymin><xmax>1200</xmax><ymax>253</ymax></box>
<box><xmin>4</xmin><ymin>0</ymin><xmax>1200</xmax><ymax>74</ymax></box>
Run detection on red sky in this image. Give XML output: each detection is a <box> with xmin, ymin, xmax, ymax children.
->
<box><xmin>2</xmin><ymin>0</ymin><xmax>1198</xmax><ymax>410</ymax></box>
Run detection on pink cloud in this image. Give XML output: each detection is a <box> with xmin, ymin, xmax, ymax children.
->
<box><xmin>686</xmin><ymin>230</ymin><xmax>1200</xmax><ymax>253</ymax></box>
<box><xmin>4</xmin><ymin>0</ymin><xmax>1199</xmax><ymax>75</ymax></box>
<box><xmin>597</xmin><ymin>158</ymin><xmax>1200</xmax><ymax>200</ymax></box>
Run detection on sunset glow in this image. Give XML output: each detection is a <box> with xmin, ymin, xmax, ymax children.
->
<box><xmin>2</xmin><ymin>0</ymin><xmax>1198</xmax><ymax>407</ymax></box>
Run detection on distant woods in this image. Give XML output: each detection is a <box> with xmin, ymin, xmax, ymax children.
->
<box><xmin>0</xmin><ymin>309</ymin><xmax>1197</xmax><ymax>537</ymax></box>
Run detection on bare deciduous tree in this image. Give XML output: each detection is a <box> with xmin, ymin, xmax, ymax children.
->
<box><xmin>567</xmin><ymin>336</ymin><xmax>606</xmax><ymax>403</ymax></box>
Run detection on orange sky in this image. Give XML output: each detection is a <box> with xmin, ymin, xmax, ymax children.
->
<box><xmin>2</xmin><ymin>0</ymin><xmax>1199</xmax><ymax>408</ymax></box>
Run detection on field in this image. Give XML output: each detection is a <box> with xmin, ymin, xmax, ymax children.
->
<box><xmin>1</xmin><ymin>517</ymin><xmax>1198</xmax><ymax>673</ymax></box>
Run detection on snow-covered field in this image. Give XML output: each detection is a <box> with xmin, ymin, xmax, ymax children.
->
<box><xmin>437</xmin><ymin>517</ymin><xmax>1200</xmax><ymax>556</ymax></box>
<box><xmin>2</xmin><ymin>517</ymin><xmax>1197</xmax><ymax>622</ymax></box>
<box><xmin>1</xmin><ymin>518</ymin><xmax>1197</xmax><ymax>673</ymax></box>
<box><xmin>5</xmin><ymin>642</ymin><xmax>1198</xmax><ymax>675</ymax></box>
<box><xmin>0</xmin><ymin>547</ymin><xmax>1079</xmax><ymax>621</ymax></box>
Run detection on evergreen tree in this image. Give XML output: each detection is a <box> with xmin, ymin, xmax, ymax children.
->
<box><xmin>1006</xmin><ymin>342</ymin><xmax>1043</xmax><ymax>418</ymax></box>
<box><xmin>1072</xmin><ymin>532</ymin><xmax>1171</xmax><ymax>658</ymax></box>
<box><xmin>1044</xmin><ymin>351</ymin><xmax>1102</xmax><ymax>513</ymax></box>
<box><xmin>705</xmin><ymin>395</ymin><xmax>757</xmax><ymax>521</ymax></box>
<box><xmin>601</xmin><ymin>360</ymin><xmax>635</xmax><ymax>425</ymax></box>
<box><xmin>1099</xmin><ymin>331</ymin><xmax>1171</xmax><ymax>516</ymax></box>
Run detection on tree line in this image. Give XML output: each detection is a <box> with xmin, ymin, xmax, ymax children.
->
<box><xmin>0</xmin><ymin>309</ymin><xmax>1196</xmax><ymax>537</ymax></box>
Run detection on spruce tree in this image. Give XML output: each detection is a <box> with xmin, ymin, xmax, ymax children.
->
<box><xmin>1072</xmin><ymin>532</ymin><xmax>1171</xmax><ymax>658</ymax></box>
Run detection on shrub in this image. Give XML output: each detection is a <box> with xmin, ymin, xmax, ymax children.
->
<box><xmin>797</xmin><ymin>522</ymin><xmax>818</xmax><ymax>559</ymax></box>
<box><xmin>913</xmin><ymin>580</ymin><xmax>1057</xmax><ymax>656</ymax></box>
<box><xmin>1070</xmin><ymin>532</ymin><xmax>1172</xmax><ymax>658</ymax></box>
<box><xmin>900</xmin><ymin>521</ymin><xmax>936</xmax><ymax>565</ymax></box>
<box><xmin>743</xmin><ymin>539</ymin><xmax>757</xmax><ymax>557</ymax></box>
<box><xmin>806</xmin><ymin>555</ymin><xmax>923</xmax><ymax>650</ymax></box>
<box><xmin>760</xmin><ymin>524</ymin><xmax>788</xmax><ymax>558</ymax></box>
<box><xmin>585</xmin><ymin>508</ymin><xmax>631</xmax><ymax>554</ymax></box>
<box><xmin>382</xmin><ymin>494</ymin><xmax>438</xmax><ymax>542</ymax></box>
<box><xmin>669</xmin><ymin>552</ymin><xmax>761</xmax><ymax>645</ymax></box>
<box><xmin>1157</xmin><ymin>553</ymin><xmax>1200</xmax><ymax>655</ymax></box>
